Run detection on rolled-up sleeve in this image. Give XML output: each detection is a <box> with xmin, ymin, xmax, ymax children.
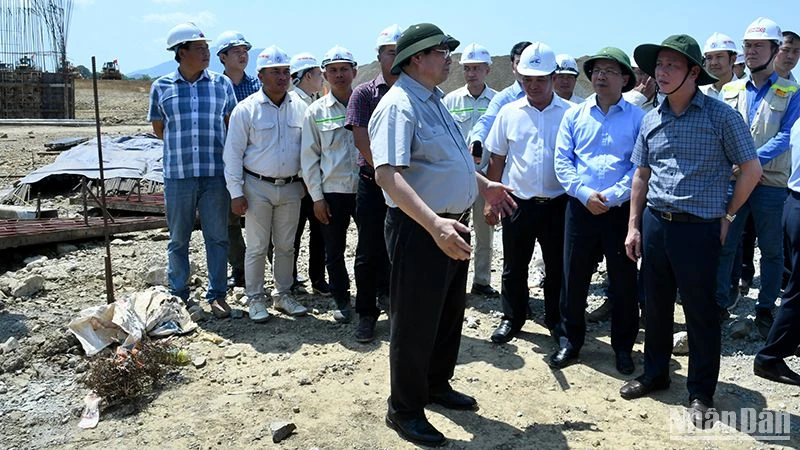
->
<box><xmin>368</xmin><ymin>99</ymin><xmax>416</xmax><ymax>169</ymax></box>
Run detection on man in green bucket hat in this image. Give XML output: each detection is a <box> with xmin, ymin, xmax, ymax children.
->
<box><xmin>621</xmin><ymin>34</ymin><xmax>762</xmax><ymax>429</ymax></box>
<box><xmin>550</xmin><ymin>47</ymin><xmax>643</xmax><ymax>375</ymax></box>
<box><xmin>368</xmin><ymin>23</ymin><xmax>516</xmax><ymax>447</ymax></box>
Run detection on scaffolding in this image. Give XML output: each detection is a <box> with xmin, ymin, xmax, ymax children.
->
<box><xmin>0</xmin><ymin>0</ymin><xmax>75</xmax><ymax>118</ymax></box>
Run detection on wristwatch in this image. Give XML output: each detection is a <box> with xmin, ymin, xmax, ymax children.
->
<box><xmin>725</xmin><ymin>213</ymin><xmax>736</xmax><ymax>223</ymax></box>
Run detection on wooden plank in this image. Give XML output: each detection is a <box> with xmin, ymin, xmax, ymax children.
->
<box><xmin>0</xmin><ymin>217</ymin><xmax>167</xmax><ymax>250</ymax></box>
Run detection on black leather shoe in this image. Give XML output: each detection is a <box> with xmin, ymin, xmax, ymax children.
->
<box><xmin>548</xmin><ymin>347</ymin><xmax>579</xmax><ymax>369</ymax></box>
<box><xmin>385</xmin><ymin>413</ymin><xmax>446</xmax><ymax>447</ymax></box>
<box><xmin>754</xmin><ymin>360</ymin><xmax>800</xmax><ymax>386</ymax></box>
<box><xmin>471</xmin><ymin>283</ymin><xmax>499</xmax><ymax>297</ymax></box>
<box><xmin>755</xmin><ymin>309</ymin><xmax>774</xmax><ymax>339</ymax></box>
<box><xmin>689</xmin><ymin>398</ymin><xmax>715</xmax><ymax>429</ymax></box>
<box><xmin>615</xmin><ymin>352</ymin><xmax>635</xmax><ymax>375</ymax></box>
<box><xmin>619</xmin><ymin>376</ymin><xmax>670</xmax><ymax>400</ymax></box>
<box><xmin>490</xmin><ymin>320</ymin><xmax>519</xmax><ymax>343</ymax></box>
<box><xmin>429</xmin><ymin>388</ymin><xmax>478</xmax><ymax>410</ymax></box>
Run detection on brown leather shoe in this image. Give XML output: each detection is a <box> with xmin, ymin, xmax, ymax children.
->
<box><xmin>210</xmin><ymin>298</ymin><xmax>231</xmax><ymax>319</ymax></box>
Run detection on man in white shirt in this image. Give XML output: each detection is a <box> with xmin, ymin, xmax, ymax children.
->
<box><xmin>484</xmin><ymin>42</ymin><xmax>574</xmax><ymax>344</ymax></box>
<box><xmin>301</xmin><ymin>46</ymin><xmax>360</xmax><ymax>324</ymax></box>
<box><xmin>443</xmin><ymin>42</ymin><xmax>498</xmax><ymax>297</ymax></box>
<box><xmin>223</xmin><ymin>46</ymin><xmax>309</xmax><ymax>323</ymax></box>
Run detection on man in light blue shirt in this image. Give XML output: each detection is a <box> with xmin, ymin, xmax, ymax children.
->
<box><xmin>550</xmin><ymin>47</ymin><xmax>644</xmax><ymax>374</ymax></box>
<box><xmin>466</xmin><ymin>41</ymin><xmax>530</xmax><ymax>156</ymax></box>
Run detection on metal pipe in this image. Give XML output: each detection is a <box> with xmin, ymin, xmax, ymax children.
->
<box><xmin>91</xmin><ymin>56</ymin><xmax>114</xmax><ymax>304</ymax></box>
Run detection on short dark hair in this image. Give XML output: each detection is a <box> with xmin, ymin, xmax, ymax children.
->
<box><xmin>174</xmin><ymin>42</ymin><xmax>190</xmax><ymax>63</ymax></box>
<box><xmin>784</xmin><ymin>31</ymin><xmax>800</xmax><ymax>44</ymax></box>
<box><xmin>510</xmin><ymin>41</ymin><xmax>532</xmax><ymax>60</ymax></box>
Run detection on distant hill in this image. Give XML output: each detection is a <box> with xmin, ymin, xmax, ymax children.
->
<box><xmin>353</xmin><ymin>53</ymin><xmax>594</xmax><ymax>98</ymax></box>
<box><xmin>130</xmin><ymin>51</ymin><xmax>595</xmax><ymax>98</ymax></box>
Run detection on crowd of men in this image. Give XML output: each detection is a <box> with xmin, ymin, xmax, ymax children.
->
<box><xmin>147</xmin><ymin>17</ymin><xmax>800</xmax><ymax>446</ymax></box>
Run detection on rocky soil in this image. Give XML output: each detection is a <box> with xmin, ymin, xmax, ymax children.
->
<box><xmin>0</xmin><ymin>81</ymin><xmax>798</xmax><ymax>449</ymax></box>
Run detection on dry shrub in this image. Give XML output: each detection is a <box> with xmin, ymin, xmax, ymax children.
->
<box><xmin>81</xmin><ymin>339</ymin><xmax>174</xmax><ymax>404</ymax></box>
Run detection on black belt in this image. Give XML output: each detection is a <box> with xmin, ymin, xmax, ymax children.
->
<box><xmin>438</xmin><ymin>210</ymin><xmax>471</xmax><ymax>225</ymax></box>
<box><xmin>244</xmin><ymin>168</ymin><xmax>299</xmax><ymax>185</ymax></box>
<box><xmin>527</xmin><ymin>196</ymin><xmax>555</xmax><ymax>204</ymax></box>
<box><xmin>653</xmin><ymin>209</ymin><xmax>717</xmax><ymax>223</ymax></box>
<box><xmin>359</xmin><ymin>165</ymin><xmax>375</xmax><ymax>182</ymax></box>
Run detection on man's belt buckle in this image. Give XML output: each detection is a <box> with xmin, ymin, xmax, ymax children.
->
<box><xmin>660</xmin><ymin>211</ymin><xmax>672</xmax><ymax>221</ymax></box>
<box><xmin>274</xmin><ymin>178</ymin><xmax>286</xmax><ymax>186</ymax></box>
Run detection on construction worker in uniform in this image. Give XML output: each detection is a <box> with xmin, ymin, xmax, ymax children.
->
<box><xmin>345</xmin><ymin>24</ymin><xmax>402</xmax><ymax>343</ymax></box>
<box><xmin>301</xmin><ymin>46</ymin><xmax>360</xmax><ymax>323</ymax></box>
<box><xmin>148</xmin><ymin>22</ymin><xmax>237</xmax><ymax>319</ymax></box>
<box><xmin>443</xmin><ymin>42</ymin><xmax>499</xmax><ymax>297</ymax></box>
<box><xmin>553</xmin><ymin>54</ymin><xmax>585</xmax><ymax>103</ymax></box>
<box><xmin>223</xmin><ymin>46</ymin><xmax>310</xmax><ymax>323</ymax></box>
<box><xmin>716</xmin><ymin>17</ymin><xmax>800</xmax><ymax>338</ymax></box>
<box><xmin>733</xmin><ymin>52</ymin><xmax>747</xmax><ymax>79</ymax></box>
<box><xmin>287</xmin><ymin>53</ymin><xmax>329</xmax><ymax>296</ymax></box>
<box><xmin>214</xmin><ymin>30</ymin><xmax>261</xmax><ymax>289</ymax></box>
<box><xmin>700</xmin><ymin>32</ymin><xmax>739</xmax><ymax>99</ymax></box>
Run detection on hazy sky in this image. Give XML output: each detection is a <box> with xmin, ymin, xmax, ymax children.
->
<box><xmin>67</xmin><ymin>0</ymin><xmax>799</xmax><ymax>76</ymax></box>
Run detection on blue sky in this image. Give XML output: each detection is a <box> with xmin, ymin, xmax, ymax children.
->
<box><xmin>69</xmin><ymin>0</ymin><xmax>799</xmax><ymax>77</ymax></box>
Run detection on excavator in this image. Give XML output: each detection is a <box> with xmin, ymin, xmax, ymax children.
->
<box><xmin>100</xmin><ymin>60</ymin><xmax>122</xmax><ymax>80</ymax></box>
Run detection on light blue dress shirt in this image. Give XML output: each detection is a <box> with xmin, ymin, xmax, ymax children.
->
<box><xmin>554</xmin><ymin>94</ymin><xmax>645</xmax><ymax>207</ymax></box>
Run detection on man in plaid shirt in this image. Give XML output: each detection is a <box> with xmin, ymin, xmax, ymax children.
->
<box><xmin>148</xmin><ymin>22</ymin><xmax>237</xmax><ymax>319</ymax></box>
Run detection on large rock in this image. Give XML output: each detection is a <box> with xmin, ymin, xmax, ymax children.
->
<box><xmin>270</xmin><ymin>421</ymin><xmax>296</xmax><ymax>443</ymax></box>
<box><xmin>142</xmin><ymin>261</ymin><xmax>197</xmax><ymax>286</ymax></box>
<box><xmin>672</xmin><ymin>331</ymin><xmax>689</xmax><ymax>355</ymax></box>
<box><xmin>728</xmin><ymin>319</ymin><xmax>752</xmax><ymax>339</ymax></box>
<box><xmin>0</xmin><ymin>337</ymin><xmax>19</xmax><ymax>354</ymax></box>
<box><xmin>9</xmin><ymin>275</ymin><xmax>45</xmax><ymax>297</ymax></box>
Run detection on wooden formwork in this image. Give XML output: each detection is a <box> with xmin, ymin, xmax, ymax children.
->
<box><xmin>0</xmin><ymin>70</ymin><xmax>75</xmax><ymax>119</ymax></box>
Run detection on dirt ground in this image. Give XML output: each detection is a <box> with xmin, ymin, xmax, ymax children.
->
<box><xmin>1</xmin><ymin>81</ymin><xmax>799</xmax><ymax>449</ymax></box>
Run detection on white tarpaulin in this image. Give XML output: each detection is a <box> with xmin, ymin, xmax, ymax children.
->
<box><xmin>68</xmin><ymin>286</ymin><xmax>197</xmax><ymax>356</ymax></box>
<box><xmin>18</xmin><ymin>135</ymin><xmax>164</xmax><ymax>185</ymax></box>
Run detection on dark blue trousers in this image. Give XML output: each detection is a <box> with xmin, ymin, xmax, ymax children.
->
<box><xmin>641</xmin><ymin>207</ymin><xmax>721</xmax><ymax>404</ymax></box>
<box><xmin>559</xmin><ymin>198</ymin><xmax>639</xmax><ymax>354</ymax></box>
<box><xmin>756</xmin><ymin>191</ymin><xmax>800</xmax><ymax>365</ymax></box>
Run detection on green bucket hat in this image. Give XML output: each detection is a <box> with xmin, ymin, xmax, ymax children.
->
<box><xmin>390</xmin><ymin>23</ymin><xmax>460</xmax><ymax>75</ymax></box>
<box><xmin>582</xmin><ymin>47</ymin><xmax>637</xmax><ymax>92</ymax></box>
<box><xmin>633</xmin><ymin>34</ymin><xmax>718</xmax><ymax>86</ymax></box>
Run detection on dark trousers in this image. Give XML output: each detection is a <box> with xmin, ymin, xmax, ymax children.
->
<box><xmin>385</xmin><ymin>207</ymin><xmax>468</xmax><ymax>419</ymax></box>
<box><xmin>227</xmin><ymin>211</ymin><xmax>246</xmax><ymax>281</ymax></box>
<box><xmin>641</xmin><ymin>208</ymin><xmax>720</xmax><ymax>404</ymax></box>
<box><xmin>354</xmin><ymin>170</ymin><xmax>390</xmax><ymax>318</ymax></box>
<box><xmin>293</xmin><ymin>192</ymin><xmax>326</xmax><ymax>285</ymax></box>
<box><xmin>559</xmin><ymin>198</ymin><xmax>638</xmax><ymax>353</ymax></box>
<box><xmin>500</xmin><ymin>194</ymin><xmax>567</xmax><ymax>330</ymax></box>
<box><xmin>320</xmin><ymin>193</ymin><xmax>356</xmax><ymax>304</ymax></box>
<box><xmin>756</xmin><ymin>191</ymin><xmax>800</xmax><ymax>365</ymax></box>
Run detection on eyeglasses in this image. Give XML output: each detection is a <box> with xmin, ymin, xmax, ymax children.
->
<box><xmin>590</xmin><ymin>68</ymin><xmax>621</xmax><ymax>77</ymax></box>
<box><xmin>433</xmin><ymin>48</ymin><xmax>452</xmax><ymax>59</ymax></box>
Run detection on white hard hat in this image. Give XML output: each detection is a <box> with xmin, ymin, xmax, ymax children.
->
<box><xmin>256</xmin><ymin>46</ymin><xmax>290</xmax><ymax>71</ymax></box>
<box><xmin>215</xmin><ymin>30</ymin><xmax>252</xmax><ymax>56</ymax></box>
<box><xmin>743</xmin><ymin>17</ymin><xmax>782</xmax><ymax>43</ymax></box>
<box><xmin>321</xmin><ymin>45</ymin><xmax>357</xmax><ymax>69</ymax></box>
<box><xmin>555</xmin><ymin>54</ymin><xmax>579</xmax><ymax>75</ymax></box>
<box><xmin>703</xmin><ymin>32</ymin><xmax>737</xmax><ymax>54</ymax></box>
<box><xmin>736</xmin><ymin>52</ymin><xmax>745</xmax><ymax>64</ymax></box>
<box><xmin>166</xmin><ymin>22</ymin><xmax>212</xmax><ymax>51</ymax></box>
<box><xmin>289</xmin><ymin>53</ymin><xmax>318</xmax><ymax>75</ymax></box>
<box><xmin>375</xmin><ymin>24</ymin><xmax>403</xmax><ymax>50</ymax></box>
<box><xmin>459</xmin><ymin>43</ymin><xmax>492</xmax><ymax>65</ymax></box>
<box><xmin>517</xmin><ymin>42</ymin><xmax>557</xmax><ymax>77</ymax></box>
